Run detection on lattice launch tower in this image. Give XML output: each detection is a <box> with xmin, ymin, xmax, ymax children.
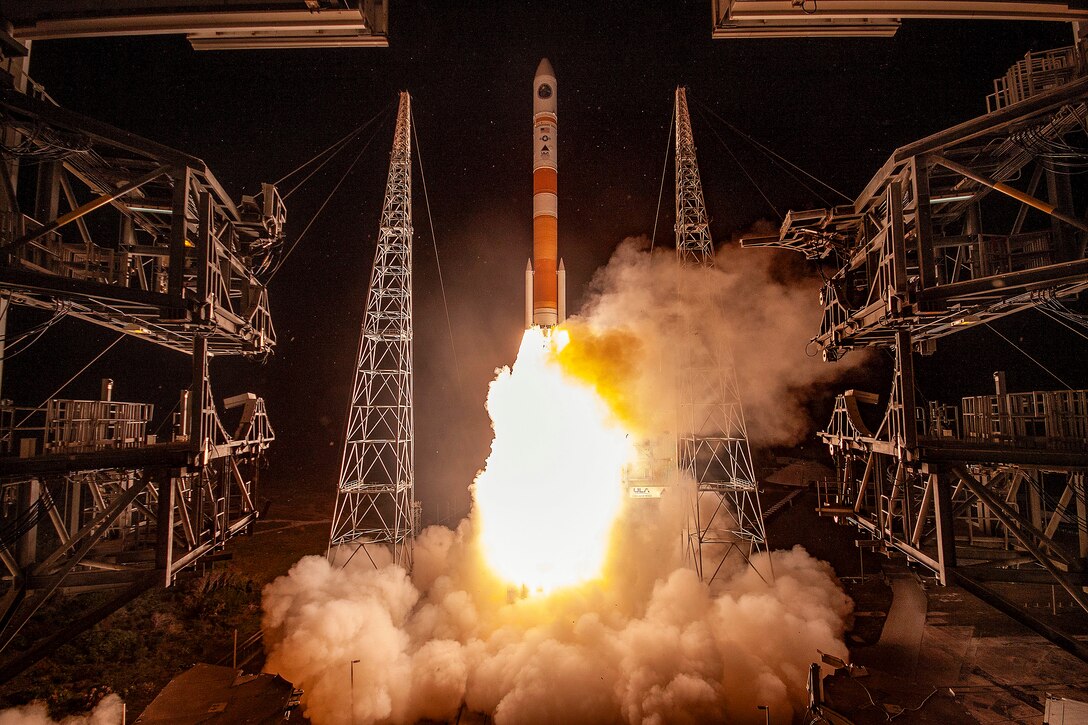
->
<box><xmin>673</xmin><ymin>87</ymin><xmax>770</xmax><ymax>583</ymax></box>
<box><xmin>329</xmin><ymin>92</ymin><xmax>418</xmax><ymax>569</ymax></box>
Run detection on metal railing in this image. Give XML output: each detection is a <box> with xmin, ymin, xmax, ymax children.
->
<box><xmin>988</xmin><ymin>44</ymin><xmax>1084</xmax><ymax>113</ymax></box>
<box><xmin>0</xmin><ymin>398</ymin><xmax>154</xmax><ymax>456</ymax></box>
<box><xmin>44</xmin><ymin>399</ymin><xmax>153</xmax><ymax>452</ymax></box>
<box><xmin>961</xmin><ymin>389</ymin><xmax>1088</xmax><ymax>450</ymax></box>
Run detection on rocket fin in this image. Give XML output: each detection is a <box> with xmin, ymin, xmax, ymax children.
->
<box><xmin>525</xmin><ymin>259</ymin><xmax>534</xmax><ymax>329</ymax></box>
<box><xmin>557</xmin><ymin>258</ymin><xmax>566</xmax><ymax>324</ymax></box>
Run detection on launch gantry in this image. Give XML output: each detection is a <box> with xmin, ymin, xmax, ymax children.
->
<box><xmin>329</xmin><ymin>92</ymin><xmax>419</xmax><ymax>570</ymax></box>
<box><xmin>0</xmin><ymin>60</ymin><xmax>278</xmax><ymax>680</ymax></box>
<box><xmin>745</xmin><ymin>44</ymin><xmax>1088</xmax><ymax>658</ymax></box>
<box><xmin>673</xmin><ymin>87</ymin><xmax>770</xmax><ymax>584</ymax></box>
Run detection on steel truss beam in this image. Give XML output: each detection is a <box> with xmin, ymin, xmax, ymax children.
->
<box><xmin>329</xmin><ymin>92</ymin><xmax>418</xmax><ymax>571</ymax></box>
<box><xmin>746</xmin><ymin>69</ymin><xmax>1088</xmax><ymax>359</ymax></box>
<box><xmin>674</xmin><ymin>88</ymin><xmax>770</xmax><ymax>585</ymax></box>
<box><xmin>820</xmin><ymin>354</ymin><xmax>1088</xmax><ymax>596</ymax></box>
<box><xmin>5</xmin><ymin>2</ymin><xmax>389</xmax><ymax>50</ymax></box>
<box><xmin>820</xmin><ymin>370</ymin><xmax>1088</xmax><ymax>658</ymax></box>
<box><xmin>0</xmin><ymin>88</ymin><xmax>279</xmax><ymax>356</ymax></box>
<box><xmin>713</xmin><ymin>1</ymin><xmax>1088</xmax><ymax>38</ymax></box>
<box><xmin>0</xmin><ymin>77</ymin><xmax>277</xmax><ymax>677</ymax></box>
<box><xmin>766</xmin><ymin>52</ymin><xmax>1088</xmax><ymax>658</ymax></box>
<box><xmin>0</xmin><ymin>339</ymin><xmax>275</xmax><ymax>668</ymax></box>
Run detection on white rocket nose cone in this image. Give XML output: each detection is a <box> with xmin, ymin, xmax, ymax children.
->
<box><xmin>535</xmin><ymin>58</ymin><xmax>554</xmax><ymax>78</ymax></box>
<box><xmin>534</xmin><ymin>58</ymin><xmax>556</xmax><ymax>116</ymax></box>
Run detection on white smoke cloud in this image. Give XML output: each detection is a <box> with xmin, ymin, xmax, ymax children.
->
<box><xmin>262</xmin><ymin>239</ymin><xmax>857</xmax><ymax>724</ymax></box>
<box><xmin>265</xmin><ymin>524</ymin><xmax>849</xmax><ymax>725</ymax></box>
<box><xmin>0</xmin><ymin>695</ymin><xmax>123</xmax><ymax>725</ymax></box>
<box><xmin>572</xmin><ymin>237</ymin><xmax>862</xmax><ymax>446</ymax></box>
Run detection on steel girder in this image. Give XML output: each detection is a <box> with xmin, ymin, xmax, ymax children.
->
<box><xmin>755</xmin><ymin>51</ymin><xmax>1088</xmax><ymax>658</ymax></box>
<box><xmin>0</xmin><ymin>72</ymin><xmax>278</xmax><ymax>676</ymax></box>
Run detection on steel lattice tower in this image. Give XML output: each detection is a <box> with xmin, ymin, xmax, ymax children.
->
<box><xmin>329</xmin><ymin>92</ymin><xmax>418</xmax><ymax>570</ymax></box>
<box><xmin>674</xmin><ymin>87</ymin><xmax>770</xmax><ymax>584</ymax></box>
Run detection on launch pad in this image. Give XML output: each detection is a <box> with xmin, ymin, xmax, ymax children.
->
<box><xmin>1</xmin><ymin>3</ymin><xmax>1087</xmax><ymax>723</ymax></box>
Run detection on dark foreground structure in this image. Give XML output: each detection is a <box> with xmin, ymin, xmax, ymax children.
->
<box><xmin>746</xmin><ymin>36</ymin><xmax>1088</xmax><ymax>668</ymax></box>
<box><xmin>136</xmin><ymin>663</ymin><xmax>298</xmax><ymax>724</ymax></box>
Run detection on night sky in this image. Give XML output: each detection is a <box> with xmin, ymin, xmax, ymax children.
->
<box><xmin>11</xmin><ymin>2</ymin><xmax>1085</xmax><ymax>519</ymax></box>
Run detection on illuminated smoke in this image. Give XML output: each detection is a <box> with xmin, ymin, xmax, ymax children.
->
<box><xmin>0</xmin><ymin>695</ymin><xmax>123</xmax><ymax>725</ymax></box>
<box><xmin>262</xmin><ymin>240</ymin><xmax>855</xmax><ymax>724</ymax></box>
<box><xmin>472</xmin><ymin>327</ymin><xmax>632</xmax><ymax>592</ymax></box>
<box><xmin>572</xmin><ymin>237</ymin><xmax>864</xmax><ymax>446</ymax></box>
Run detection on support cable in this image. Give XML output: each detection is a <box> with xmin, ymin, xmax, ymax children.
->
<box><xmin>267</xmin><ymin>119</ymin><xmax>387</xmax><ymax>282</ymax></box>
<box><xmin>152</xmin><ymin>399</ymin><xmax>181</xmax><ymax>437</ymax></box>
<box><xmin>15</xmin><ymin>334</ymin><xmax>125</xmax><ymax>428</ymax></box>
<box><xmin>274</xmin><ymin>102</ymin><xmax>393</xmax><ymax>198</ymax></box>
<box><xmin>410</xmin><ymin>107</ymin><xmax>462</xmax><ymax>393</ymax></box>
<box><xmin>694</xmin><ymin>99</ymin><xmax>854</xmax><ymax>205</ymax></box>
<box><xmin>281</xmin><ymin>133</ymin><xmax>361</xmax><ymax>201</ymax></box>
<box><xmin>1037</xmin><ymin>305</ymin><xmax>1088</xmax><ymax>344</ymax></box>
<box><xmin>696</xmin><ymin>105</ymin><xmax>782</xmax><ymax>220</ymax></box>
<box><xmin>275</xmin><ymin>128</ymin><xmax>357</xmax><ymax>189</ymax></box>
<box><xmin>0</xmin><ymin>303</ymin><xmax>69</xmax><ymax>362</ymax></box>
<box><xmin>0</xmin><ymin>310</ymin><xmax>58</xmax><ymax>345</ymax></box>
<box><xmin>650</xmin><ymin>104</ymin><xmax>675</xmax><ymax>253</ymax></box>
<box><xmin>0</xmin><ymin>300</ymin><xmax>65</xmax><ymax>342</ymax></box>
<box><xmin>1054</xmin><ymin>301</ymin><xmax>1088</xmax><ymax>324</ymax></box>
<box><xmin>1043</xmin><ymin>299</ymin><xmax>1088</xmax><ymax>336</ymax></box>
<box><xmin>985</xmin><ymin>324</ymin><xmax>1073</xmax><ymax>390</ymax></box>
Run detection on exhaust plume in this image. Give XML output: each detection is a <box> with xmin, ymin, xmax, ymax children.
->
<box><xmin>263</xmin><ymin>240</ymin><xmax>856</xmax><ymax>724</ymax></box>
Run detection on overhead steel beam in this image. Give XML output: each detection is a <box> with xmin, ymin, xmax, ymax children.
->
<box><xmin>714</xmin><ymin>19</ymin><xmax>900</xmax><ymax>38</ymax></box>
<box><xmin>957</xmin><ymin>566</ymin><xmax>1088</xmax><ymax>585</ymax></box>
<box><xmin>9</xmin><ymin>8</ymin><xmax>389</xmax><ymax>49</ymax></box>
<box><xmin>933</xmin><ymin>155</ymin><xmax>1088</xmax><ymax>234</ymax></box>
<box><xmin>714</xmin><ymin>0</ymin><xmax>1088</xmax><ymax>38</ymax></box>
<box><xmin>187</xmin><ymin>33</ymin><xmax>387</xmax><ymax>50</ymax></box>
<box><xmin>920</xmin><ymin>440</ymin><xmax>1088</xmax><ymax>467</ymax></box>
<box><xmin>5</xmin><ymin>165</ymin><xmax>171</xmax><ymax>252</ymax></box>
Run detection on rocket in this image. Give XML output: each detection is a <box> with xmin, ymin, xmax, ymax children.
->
<box><xmin>525</xmin><ymin>58</ymin><xmax>566</xmax><ymax>329</ymax></box>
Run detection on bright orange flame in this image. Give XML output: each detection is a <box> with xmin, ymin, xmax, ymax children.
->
<box><xmin>472</xmin><ymin>327</ymin><xmax>633</xmax><ymax>593</ymax></box>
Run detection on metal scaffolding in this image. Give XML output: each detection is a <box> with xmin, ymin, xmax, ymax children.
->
<box><xmin>674</xmin><ymin>87</ymin><xmax>770</xmax><ymax>584</ymax></box>
<box><xmin>0</xmin><ymin>67</ymin><xmax>278</xmax><ymax>680</ymax></box>
<box><xmin>329</xmin><ymin>91</ymin><xmax>418</xmax><ymax>570</ymax></box>
<box><xmin>749</xmin><ymin>50</ymin><xmax>1088</xmax><ymax>659</ymax></box>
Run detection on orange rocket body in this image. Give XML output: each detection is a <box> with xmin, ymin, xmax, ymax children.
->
<box><xmin>526</xmin><ymin>58</ymin><xmax>566</xmax><ymax>328</ymax></box>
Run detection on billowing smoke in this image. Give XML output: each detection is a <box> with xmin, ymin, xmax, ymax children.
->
<box><xmin>262</xmin><ymin>240</ymin><xmax>856</xmax><ymax>724</ymax></box>
<box><xmin>567</xmin><ymin>236</ymin><xmax>860</xmax><ymax>446</ymax></box>
<box><xmin>265</xmin><ymin>533</ymin><xmax>849</xmax><ymax>725</ymax></box>
<box><xmin>0</xmin><ymin>695</ymin><xmax>123</xmax><ymax>725</ymax></box>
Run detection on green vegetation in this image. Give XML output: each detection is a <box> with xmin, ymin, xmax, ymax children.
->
<box><xmin>0</xmin><ymin>473</ymin><xmax>332</xmax><ymax>721</ymax></box>
<box><xmin>1</xmin><ymin>568</ymin><xmax>264</xmax><ymax>719</ymax></box>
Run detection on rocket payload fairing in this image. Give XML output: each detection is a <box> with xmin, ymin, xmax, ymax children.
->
<box><xmin>526</xmin><ymin>58</ymin><xmax>566</xmax><ymax>329</ymax></box>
